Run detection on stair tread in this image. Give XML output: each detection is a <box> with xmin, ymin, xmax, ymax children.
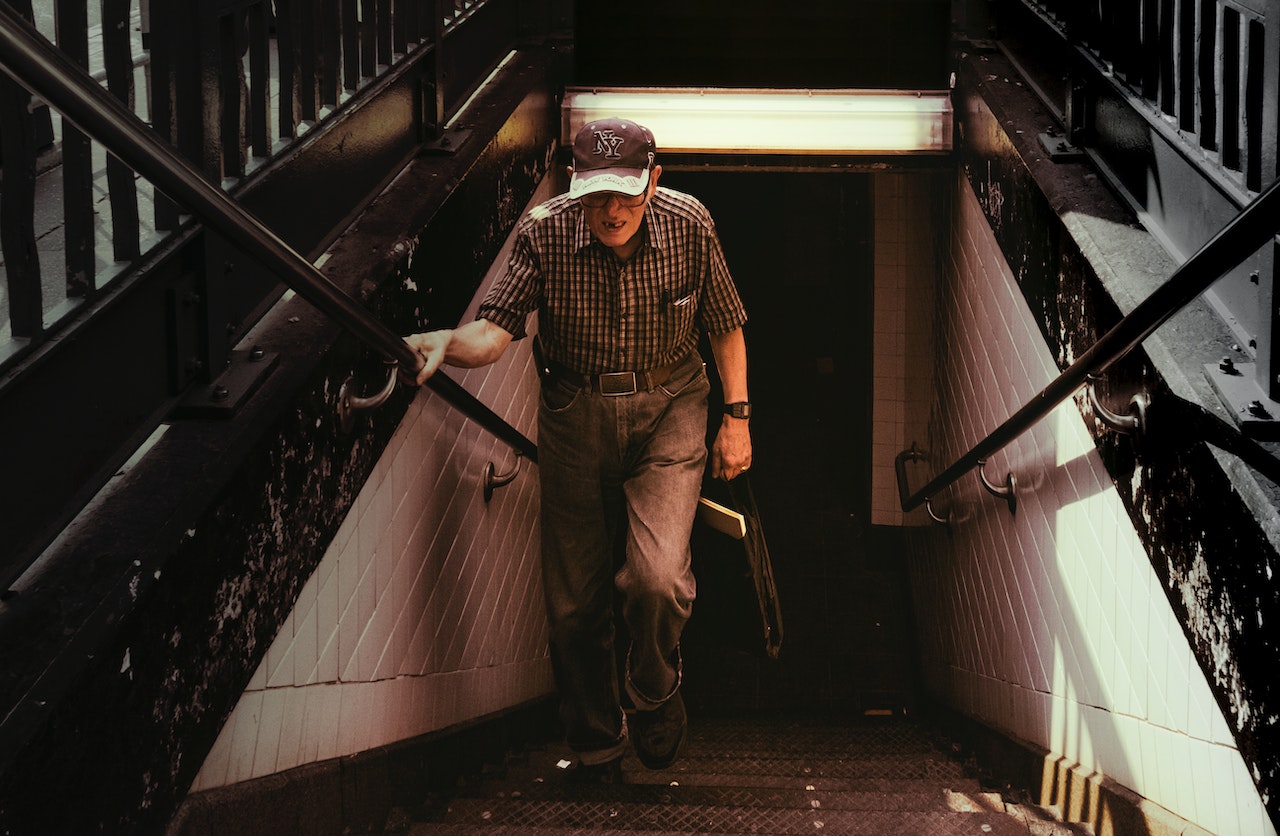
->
<box><xmin>679</xmin><ymin>716</ymin><xmax>943</xmax><ymax>751</ymax></box>
<box><xmin>447</xmin><ymin>783</ymin><xmax>1003</xmax><ymax>812</ymax></box>
<box><xmin>383</xmin><ymin>715</ymin><xmax>1089</xmax><ymax>836</ymax></box>
<box><xmin>418</xmin><ymin>799</ymin><xmax>1037</xmax><ymax>835</ymax></box>
<box><xmin>506</xmin><ymin>750</ymin><xmax>974</xmax><ymax>783</ymax></box>
<box><xmin>464</xmin><ymin>770</ymin><xmax>986</xmax><ymax>798</ymax></box>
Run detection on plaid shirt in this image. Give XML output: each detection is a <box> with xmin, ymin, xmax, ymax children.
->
<box><xmin>477</xmin><ymin>187</ymin><xmax>747</xmax><ymax>374</ymax></box>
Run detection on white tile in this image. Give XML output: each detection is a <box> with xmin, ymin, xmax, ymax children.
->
<box><xmin>1104</xmin><ymin>711</ymin><xmax>1141</xmax><ymax>790</ymax></box>
<box><xmin>338</xmin><ymin>681</ymin><xmax>376</xmax><ymax>754</ymax></box>
<box><xmin>303</xmin><ymin>683</ymin><xmax>343</xmax><ymax>763</ymax></box>
<box><xmin>1170</xmin><ymin>730</ymin><xmax>1200</xmax><ymax>825</ymax></box>
<box><xmin>293</xmin><ymin>594</ymin><xmax>319</xmax><ymax>686</ymax></box>
<box><xmin>1144</xmin><ymin>602</ymin><xmax>1172</xmax><ymax>729</ymax></box>
<box><xmin>273</xmin><ymin>686</ymin><xmax>308</xmax><ymax>774</ymax></box>
<box><xmin>1150</xmin><ymin>725</ymin><xmax>1188</xmax><ymax>821</ymax></box>
<box><xmin>338</xmin><ymin>587</ymin><xmax>363</xmax><ymax>682</ymax></box>
<box><xmin>1136</xmin><ymin>719</ymin><xmax>1162</xmax><ymax>807</ymax></box>
<box><xmin>265</xmin><ymin>638</ymin><xmax>296</xmax><ymax>690</ymax></box>
<box><xmin>224</xmin><ymin>690</ymin><xmax>263</xmax><ymax>785</ymax></box>
<box><xmin>1186</xmin><ymin>656</ymin><xmax>1225</xmax><ymax>741</ymax></box>
<box><xmin>1208</xmin><ymin>742</ymin><xmax>1244</xmax><ymax>836</ymax></box>
<box><xmin>1165</xmin><ymin>640</ymin><xmax>1192</xmax><ymax>733</ymax></box>
<box><xmin>251</xmin><ymin>687</ymin><xmax>286</xmax><ymax>779</ymax></box>
<box><xmin>337</xmin><ymin>526</ymin><xmax>362</xmax><ymax>613</ymax></box>
<box><xmin>312</xmin><ymin>622</ymin><xmax>341</xmax><ymax>685</ymax></box>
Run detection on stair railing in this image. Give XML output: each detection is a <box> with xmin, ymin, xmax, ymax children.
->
<box><xmin>897</xmin><ymin>173</ymin><xmax>1280</xmax><ymax>519</ymax></box>
<box><xmin>0</xmin><ymin>3</ymin><xmax>537</xmax><ymax>464</ymax></box>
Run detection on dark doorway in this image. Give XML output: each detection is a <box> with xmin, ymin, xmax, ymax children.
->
<box><xmin>674</xmin><ymin>170</ymin><xmax>874</xmax><ymax>517</ymax></box>
<box><xmin>670</xmin><ymin>170</ymin><xmax>907</xmax><ymax>714</ymax></box>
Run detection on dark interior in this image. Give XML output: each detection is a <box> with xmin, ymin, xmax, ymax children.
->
<box><xmin>666</xmin><ymin>171</ymin><xmax>919</xmax><ymax>716</ymax></box>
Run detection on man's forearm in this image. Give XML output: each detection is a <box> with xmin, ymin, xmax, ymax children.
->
<box><xmin>708</xmin><ymin>328</ymin><xmax>749</xmax><ymax>403</ymax></box>
<box><xmin>405</xmin><ymin>317</ymin><xmax>513</xmax><ymax>385</ymax></box>
<box><xmin>444</xmin><ymin>318</ymin><xmax>514</xmax><ymax>368</ymax></box>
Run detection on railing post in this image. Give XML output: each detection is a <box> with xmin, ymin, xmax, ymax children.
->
<box><xmin>430</xmin><ymin>0</ymin><xmax>446</xmax><ymax>139</ymax></box>
<box><xmin>0</xmin><ymin>59</ymin><xmax>41</xmax><ymax>340</ymax></box>
<box><xmin>1263</xmin><ymin>0</ymin><xmax>1280</xmax><ymax>402</ymax></box>
<box><xmin>54</xmin><ymin>0</ymin><xmax>94</xmax><ymax>301</ymax></box>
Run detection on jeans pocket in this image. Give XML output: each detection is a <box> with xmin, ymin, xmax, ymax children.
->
<box><xmin>658</xmin><ymin>361</ymin><xmax>708</xmax><ymax>400</ymax></box>
<box><xmin>541</xmin><ymin>379</ymin><xmax>582</xmax><ymax>412</ymax></box>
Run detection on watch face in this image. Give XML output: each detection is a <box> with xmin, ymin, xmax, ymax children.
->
<box><xmin>726</xmin><ymin>402</ymin><xmax>751</xmax><ymax>418</ymax></box>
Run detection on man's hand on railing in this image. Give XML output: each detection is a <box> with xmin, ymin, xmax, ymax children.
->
<box><xmin>404</xmin><ymin>319</ymin><xmax>515</xmax><ymax>386</ymax></box>
<box><xmin>400</xmin><ymin>320</ymin><xmax>536</xmax><ymax>461</ymax></box>
<box><xmin>404</xmin><ymin>329</ymin><xmax>453</xmax><ymax>386</ymax></box>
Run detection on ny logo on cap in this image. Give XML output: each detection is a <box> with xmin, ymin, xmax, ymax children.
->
<box><xmin>593</xmin><ymin>129</ymin><xmax>625</xmax><ymax>160</ymax></box>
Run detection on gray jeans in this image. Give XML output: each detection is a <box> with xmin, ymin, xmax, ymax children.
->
<box><xmin>537</xmin><ymin>353</ymin><xmax>709</xmax><ymax>764</ymax></box>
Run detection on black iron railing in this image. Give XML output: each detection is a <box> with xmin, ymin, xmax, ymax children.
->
<box><xmin>0</xmin><ymin>0</ymin><xmax>537</xmax><ymax>462</ymax></box>
<box><xmin>1018</xmin><ymin>0</ymin><xmax>1278</xmax><ymax>193</ymax></box>
<box><xmin>0</xmin><ymin>0</ymin><xmax>507</xmax><ymax>362</ymax></box>
<box><xmin>897</xmin><ymin>174</ymin><xmax>1280</xmax><ymax>515</ymax></box>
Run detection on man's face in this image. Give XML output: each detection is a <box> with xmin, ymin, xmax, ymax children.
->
<box><xmin>577</xmin><ymin>165</ymin><xmax>662</xmax><ymax>256</ymax></box>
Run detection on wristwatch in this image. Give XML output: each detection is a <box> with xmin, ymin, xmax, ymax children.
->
<box><xmin>723</xmin><ymin>401</ymin><xmax>752</xmax><ymax>419</ymax></box>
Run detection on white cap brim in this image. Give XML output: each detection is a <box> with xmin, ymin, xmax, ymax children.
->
<box><xmin>568</xmin><ymin>167</ymin><xmax>650</xmax><ymax>200</ymax></box>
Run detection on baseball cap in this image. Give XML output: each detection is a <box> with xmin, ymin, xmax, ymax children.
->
<box><xmin>568</xmin><ymin>118</ymin><xmax>656</xmax><ymax>200</ymax></box>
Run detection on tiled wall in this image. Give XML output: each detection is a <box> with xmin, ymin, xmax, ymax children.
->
<box><xmin>190</xmin><ymin>192</ymin><xmax>554</xmax><ymax>793</ymax></box>
<box><xmin>870</xmin><ymin>172</ymin><xmax>940</xmax><ymax>527</ymax></box>
<box><xmin>905</xmin><ymin>173</ymin><xmax>1273</xmax><ymax>835</ymax></box>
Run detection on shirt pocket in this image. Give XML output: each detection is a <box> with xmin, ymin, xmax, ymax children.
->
<box><xmin>661</xmin><ymin>284</ymin><xmax>700</xmax><ymax>337</ymax></box>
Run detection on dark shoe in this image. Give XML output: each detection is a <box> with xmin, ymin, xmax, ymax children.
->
<box><xmin>631</xmin><ymin>691</ymin><xmax>686</xmax><ymax>769</ymax></box>
<box><xmin>565</xmin><ymin>755</ymin><xmax>624</xmax><ymax>784</ymax></box>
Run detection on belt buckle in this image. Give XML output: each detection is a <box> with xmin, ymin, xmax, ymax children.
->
<box><xmin>598</xmin><ymin>371</ymin><xmax>638</xmax><ymax>396</ymax></box>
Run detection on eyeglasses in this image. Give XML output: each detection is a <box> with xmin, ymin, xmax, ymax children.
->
<box><xmin>579</xmin><ymin>191</ymin><xmax>648</xmax><ymax>209</ymax></box>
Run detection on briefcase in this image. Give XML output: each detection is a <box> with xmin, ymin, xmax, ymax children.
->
<box><xmin>690</xmin><ymin>474</ymin><xmax>783</xmax><ymax>659</ymax></box>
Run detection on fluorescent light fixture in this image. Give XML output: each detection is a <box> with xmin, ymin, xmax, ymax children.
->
<box><xmin>562</xmin><ymin>87</ymin><xmax>952</xmax><ymax>155</ymax></box>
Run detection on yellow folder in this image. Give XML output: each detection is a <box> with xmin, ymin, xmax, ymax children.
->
<box><xmin>696</xmin><ymin>496</ymin><xmax>746</xmax><ymax>540</ymax></box>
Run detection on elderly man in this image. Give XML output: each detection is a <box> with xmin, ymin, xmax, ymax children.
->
<box><xmin>406</xmin><ymin>117</ymin><xmax>751</xmax><ymax>780</ymax></box>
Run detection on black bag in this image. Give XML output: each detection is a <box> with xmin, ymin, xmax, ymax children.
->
<box><xmin>690</xmin><ymin>474</ymin><xmax>783</xmax><ymax>659</ymax></box>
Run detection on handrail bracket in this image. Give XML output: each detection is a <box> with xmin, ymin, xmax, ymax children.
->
<box><xmin>977</xmin><ymin>458</ymin><xmax>1017</xmax><ymax>515</ymax></box>
<box><xmin>338</xmin><ymin>360</ymin><xmax>399</xmax><ymax>433</ymax></box>
<box><xmin>896</xmin><ymin>443</ymin><xmax>951</xmax><ymax>526</ymax></box>
<box><xmin>1086</xmin><ymin>380</ymin><xmax>1148</xmax><ymax>437</ymax></box>
<box><xmin>484</xmin><ymin>452</ymin><xmax>524</xmax><ymax>501</ymax></box>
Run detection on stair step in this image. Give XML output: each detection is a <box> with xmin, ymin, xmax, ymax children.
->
<box><xmin>679</xmin><ymin>716</ymin><xmax>943</xmax><ymax>756</ymax></box>
<box><xmin>505</xmin><ymin>747</ymin><xmax>973</xmax><ymax>785</ymax></box>
<box><xmin>463</xmin><ymin>766</ymin><xmax>986</xmax><ymax>797</ymax></box>
<box><xmin>415</xmin><ymin>797</ymin><xmax>1037</xmax><ymax>835</ymax></box>
<box><xmin>382</xmin><ymin>714</ymin><xmax>1097</xmax><ymax>836</ymax></box>
<box><xmin>453</xmin><ymin>780</ymin><xmax>1001</xmax><ymax>813</ymax></box>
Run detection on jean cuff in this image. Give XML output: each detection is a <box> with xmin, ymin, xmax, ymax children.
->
<box><xmin>624</xmin><ymin>646</ymin><xmax>683</xmax><ymax>711</ymax></box>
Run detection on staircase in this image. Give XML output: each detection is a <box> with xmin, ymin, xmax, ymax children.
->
<box><xmin>386</xmin><ymin>713</ymin><xmax>1093</xmax><ymax>835</ymax></box>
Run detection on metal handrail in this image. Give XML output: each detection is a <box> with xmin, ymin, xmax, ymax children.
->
<box><xmin>899</xmin><ymin>173</ymin><xmax>1280</xmax><ymax>513</ymax></box>
<box><xmin>0</xmin><ymin>4</ymin><xmax>537</xmax><ymax>463</ymax></box>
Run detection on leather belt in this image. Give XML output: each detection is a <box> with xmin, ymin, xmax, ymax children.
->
<box><xmin>545</xmin><ymin>354</ymin><xmax>690</xmax><ymax>396</ymax></box>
